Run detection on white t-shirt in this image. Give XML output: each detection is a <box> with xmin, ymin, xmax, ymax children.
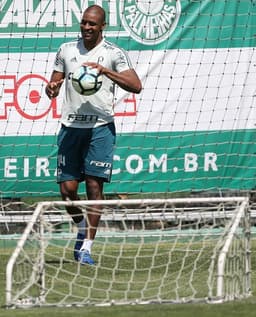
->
<box><xmin>53</xmin><ymin>38</ymin><xmax>133</xmax><ymax>128</ymax></box>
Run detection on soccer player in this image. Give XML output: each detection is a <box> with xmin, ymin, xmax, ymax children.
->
<box><xmin>45</xmin><ymin>5</ymin><xmax>142</xmax><ymax>265</ymax></box>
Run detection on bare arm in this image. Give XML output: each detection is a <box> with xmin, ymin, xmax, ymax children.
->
<box><xmin>45</xmin><ymin>70</ymin><xmax>65</xmax><ymax>99</ymax></box>
<box><xmin>85</xmin><ymin>62</ymin><xmax>142</xmax><ymax>94</ymax></box>
<box><xmin>102</xmin><ymin>68</ymin><xmax>142</xmax><ymax>94</ymax></box>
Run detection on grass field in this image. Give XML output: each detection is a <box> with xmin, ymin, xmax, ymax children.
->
<box><xmin>1</xmin><ymin>233</ymin><xmax>256</xmax><ymax>317</ymax></box>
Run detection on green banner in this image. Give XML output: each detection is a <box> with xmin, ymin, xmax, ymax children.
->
<box><xmin>0</xmin><ymin>1</ymin><xmax>255</xmax><ymax>197</ymax></box>
<box><xmin>1</xmin><ymin>130</ymin><xmax>256</xmax><ymax>197</ymax></box>
<box><xmin>0</xmin><ymin>0</ymin><xmax>255</xmax><ymax>52</ymax></box>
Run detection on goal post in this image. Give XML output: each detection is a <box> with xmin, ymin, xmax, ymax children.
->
<box><xmin>6</xmin><ymin>196</ymin><xmax>251</xmax><ymax>308</ymax></box>
<box><xmin>207</xmin><ymin>197</ymin><xmax>251</xmax><ymax>302</ymax></box>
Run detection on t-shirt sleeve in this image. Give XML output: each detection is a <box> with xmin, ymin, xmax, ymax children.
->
<box><xmin>53</xmin><ymin>45</ymin><xmax>65</xmax><ymax>73</ymax></box>
<box><xmin>112</xmin><ymin>48</ymin><xmax>133</xmax><ymax>73</ymax></box>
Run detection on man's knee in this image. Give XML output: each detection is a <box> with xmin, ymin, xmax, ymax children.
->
<box><xmin>85</xmin><ymin>176</ymin><xmax>104</xmax><ymax>200</ymax></box>
<box><xmin>60</xmin><ymin>181</ymin><xmax>79</xmax><ymax>200</ymax></box>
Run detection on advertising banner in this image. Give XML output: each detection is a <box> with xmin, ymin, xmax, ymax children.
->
<box><xmin>0</xmin><ymin>0</ymin><xmax>256</xmax><ymax>197</ymax></box>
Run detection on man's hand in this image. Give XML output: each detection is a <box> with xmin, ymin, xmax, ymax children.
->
<box><xmin>45</xmin><ymin>79</ymin><xmax>64</xmax><ymax>99</ymax></box>
<box><xmin>82</xmin><ymin>62</ymin><xmax>105</xmax><ymax>74</ymax></box>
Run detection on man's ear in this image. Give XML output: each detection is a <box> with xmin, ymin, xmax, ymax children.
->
<box><xmin>101</xmin><ymin>22</ymin><xmax>106</xmax><ymax>32</ymax></box>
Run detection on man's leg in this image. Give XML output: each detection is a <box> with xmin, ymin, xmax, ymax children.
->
<box><xmin>85</xmin><ymin>175</ymin><xmax>104</xmax><ymax>239</ymax></box>
<box><xmin>77</xmin><ymin>123</ymin><xmax>115</xmax><ymax>264</ymax></box>
<box><xmin>60</xmin><ymin>180</ymin><xmax>83</xmax><ymax>222</ymax></box>
<box><xmin>77</xmin><ymin>176</ymin><xmax>104</xmax><ymax>265</ymax></box>
<box><xmin>59</xmin><ymin>180</ymin><xmax>86</xmax><ymax>261</ymax></box>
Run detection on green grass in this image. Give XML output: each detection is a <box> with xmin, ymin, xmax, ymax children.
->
<box><xmin>1</xmin><ymin>237</ymin><xmax>256</xmax><ymax>317</ymax></box>
<box><xmin>1</xmin><ymin>301</ymin><xmax>256</xmax><ymax>317</ymax></box>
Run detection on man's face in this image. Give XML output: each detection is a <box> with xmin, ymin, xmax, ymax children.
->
<box><xmin>80</xmin><ymin>9</ymin><xmax>105</xmax><ymax>46</ymax></box>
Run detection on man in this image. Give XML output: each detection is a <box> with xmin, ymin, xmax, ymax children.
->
<box><xmin>45</xmin><ymin>5</ymin><xmax>142</xmax><ymax>265</ymax></box>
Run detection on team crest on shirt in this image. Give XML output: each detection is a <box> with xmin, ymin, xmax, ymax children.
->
<box><xmin>119</xmin><ymin>0</ymin><xmax>181</xmax><ymax>45</ymax></box>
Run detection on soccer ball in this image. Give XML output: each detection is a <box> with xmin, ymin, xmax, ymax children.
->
<box><xmin>71</xmin><ymin>65</ymin><xmax>103</xmax><ymax>96</ymax></box>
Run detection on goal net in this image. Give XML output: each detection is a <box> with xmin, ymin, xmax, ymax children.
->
<box><xmin>6</xmin><ymin>197</ymin><xmax>251</xmax><ymax>308</ymax></box>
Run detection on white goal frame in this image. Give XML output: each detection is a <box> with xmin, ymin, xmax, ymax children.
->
<box><xmin>6</xmin><ymin>196</ymin><xmax>251</xmax><ymax>308</ymax></box>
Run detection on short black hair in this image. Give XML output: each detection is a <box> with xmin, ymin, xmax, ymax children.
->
<box><xmin>85</xmin><ymin>5</ymin><xmax>106</xmax><ymax>23</ymax></box>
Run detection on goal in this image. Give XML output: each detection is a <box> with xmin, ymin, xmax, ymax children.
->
<box><xmin>6</xmin><ymin>197</ymin><xmax>251</xmax><ymax>308</ymax></box>
<box><xmin>1</xmin><ymin>1</ymin><xmax>256</xmax><ymax>198</ymax></box>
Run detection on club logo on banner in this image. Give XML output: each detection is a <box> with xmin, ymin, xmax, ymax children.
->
<box><xmin>120</xmin><ymin>0</ymin><xmax>181</xmax><ymax>45</ymax></box>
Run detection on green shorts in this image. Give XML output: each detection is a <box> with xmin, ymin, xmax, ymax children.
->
<box><xmin>57</xmin><ymin>122</ymin><xmax>116</xmax><ymax>183</ymax></box>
